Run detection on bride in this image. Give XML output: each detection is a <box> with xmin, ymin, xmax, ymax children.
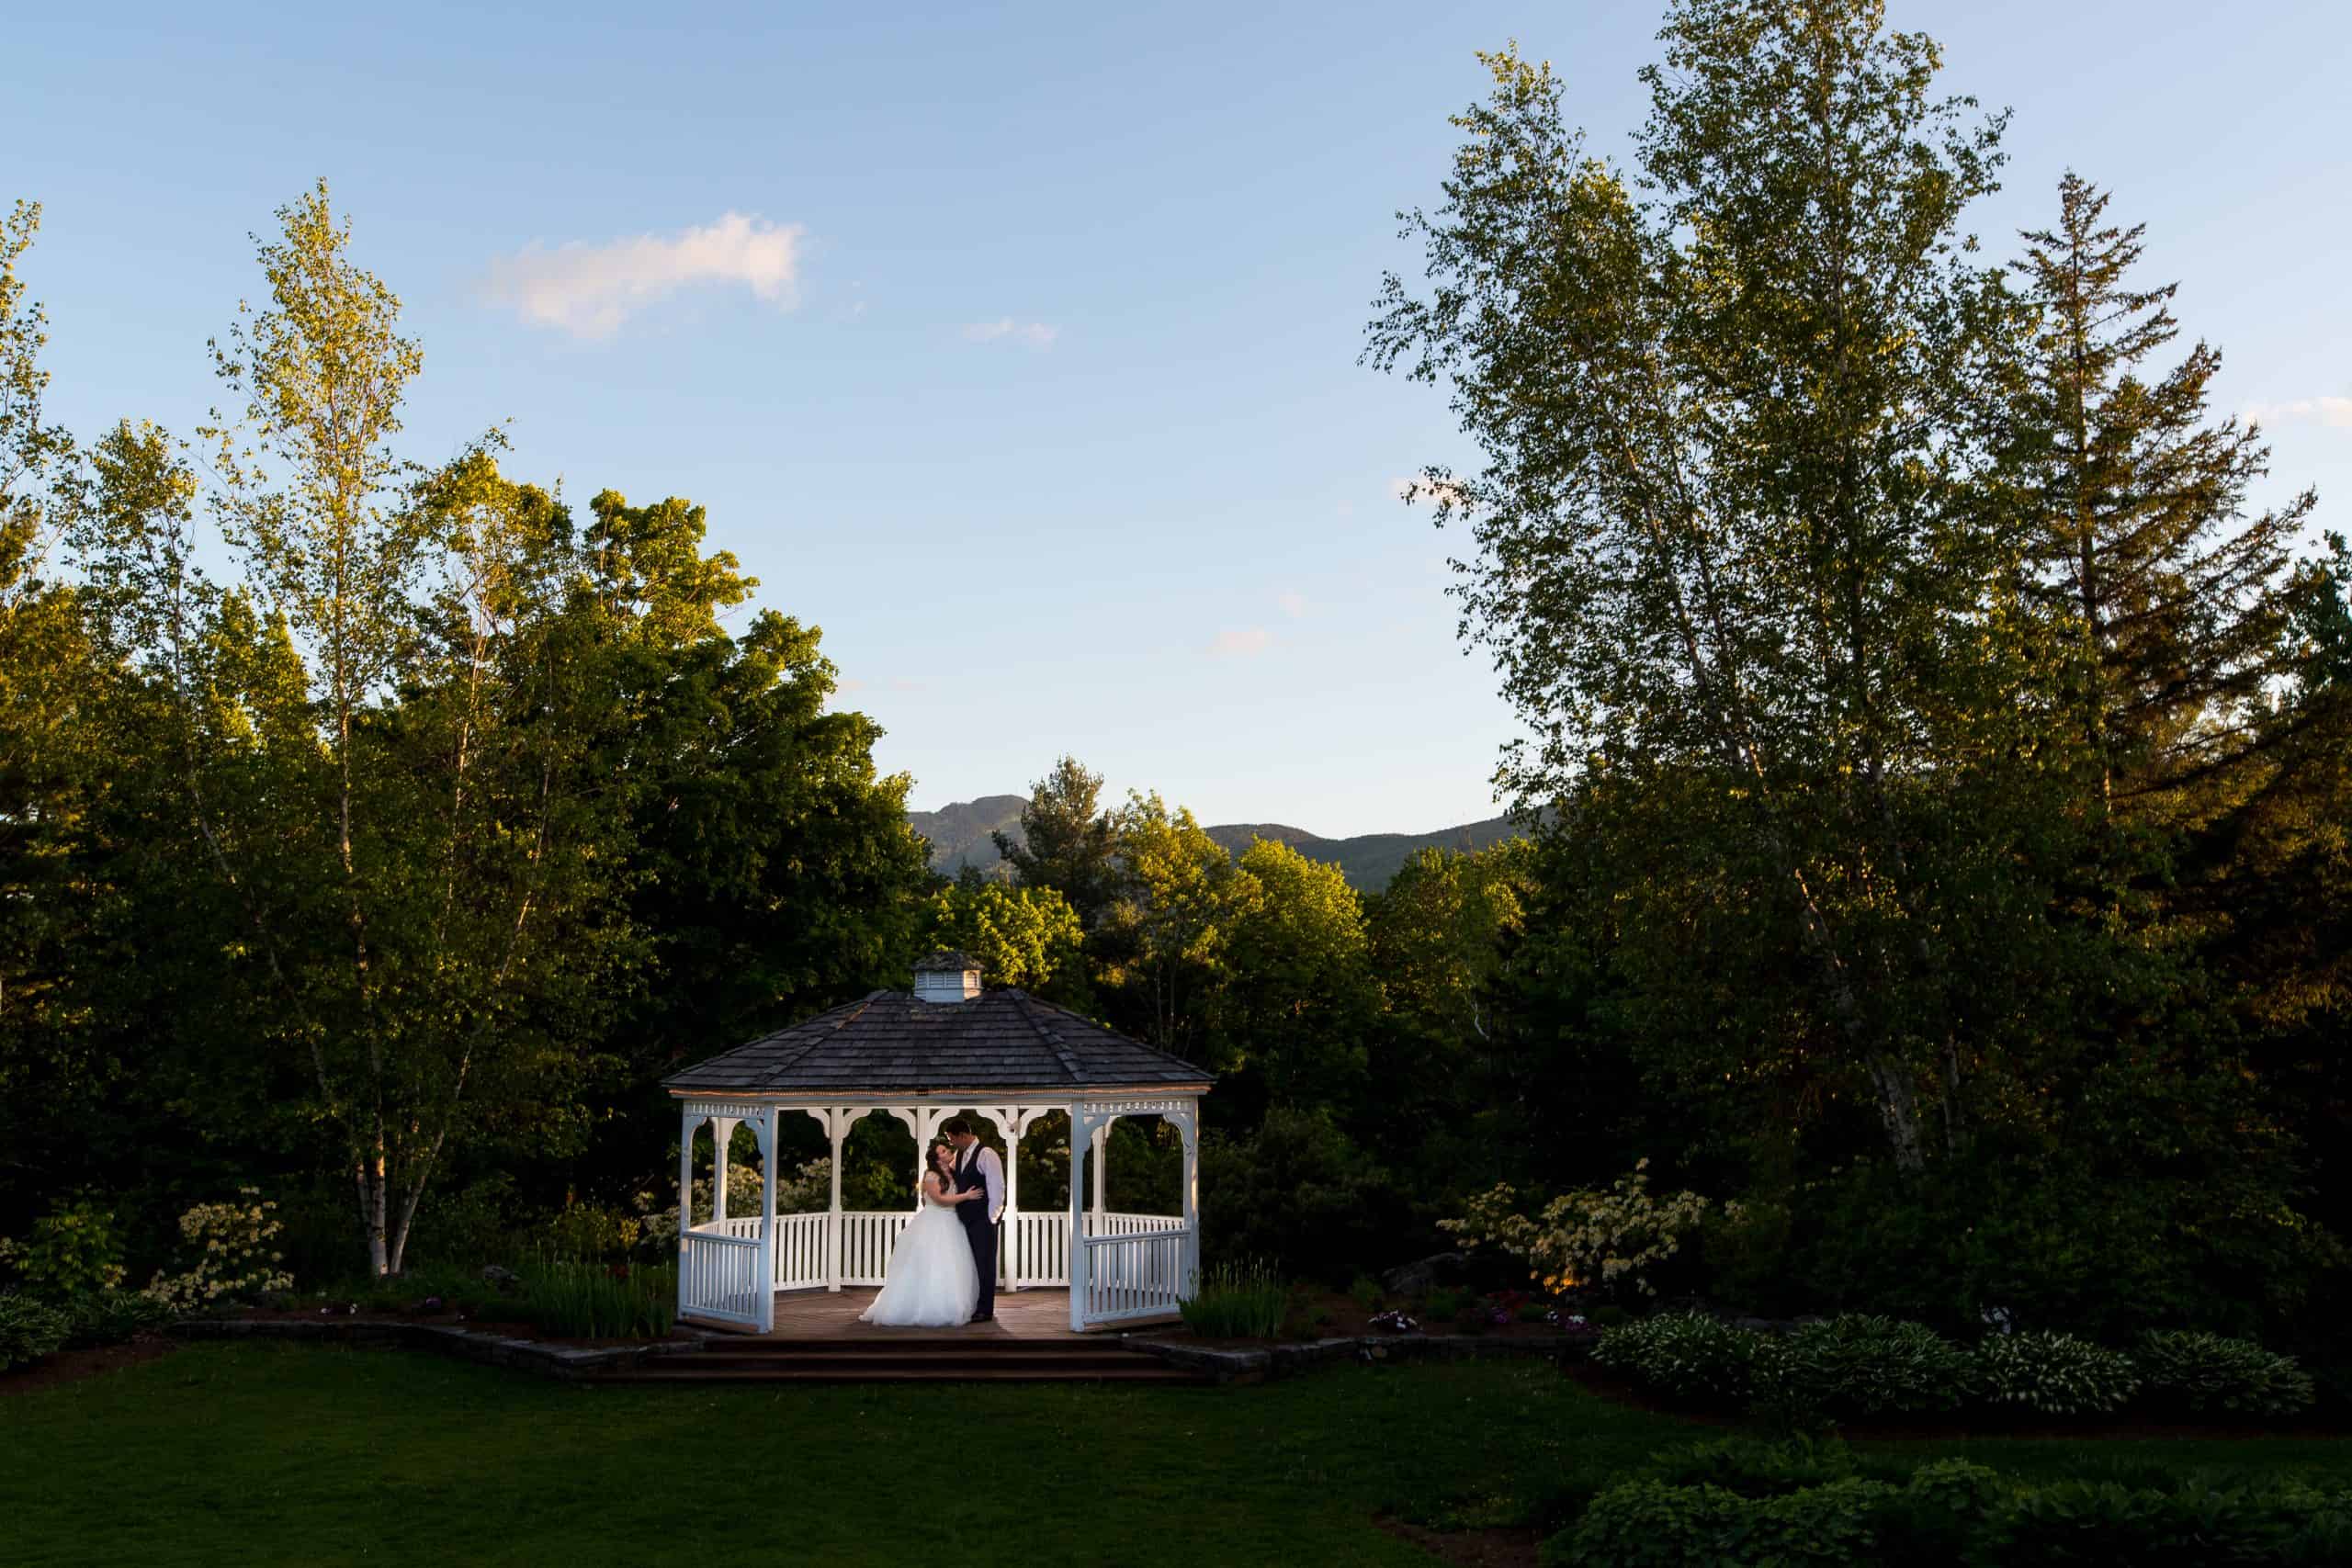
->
<box><xmin>858</xmin><ymin>1139</ymin><xmax>983</xmax><ymax>1326</ymax></box>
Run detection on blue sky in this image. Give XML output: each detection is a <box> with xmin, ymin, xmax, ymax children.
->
<box><xmin>11</xmin><ymin>1</ymin><xmax>2347</xmax><ymax>835</ymax></box>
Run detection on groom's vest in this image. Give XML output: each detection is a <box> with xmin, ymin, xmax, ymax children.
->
<box><xmin>953</xmin><ymin>1148</ymin><xmax>990</xmax><ymax>1230</ymax></box>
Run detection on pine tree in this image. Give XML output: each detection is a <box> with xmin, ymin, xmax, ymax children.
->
<box><xmin>2011</xmin><ymin>173</ymin><xmax>2314</xmax><ymax>811</ymax></box>
<box><xmin>993</xmin><ymin>755</ymin><xmax>1118</xmax><ymax>929</ymax></box>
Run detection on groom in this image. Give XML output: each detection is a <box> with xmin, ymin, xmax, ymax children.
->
<box><xmin>943</xmin><ymin>1118</ymin><xmax>1002</xmax><ymax>1321</ymax></box>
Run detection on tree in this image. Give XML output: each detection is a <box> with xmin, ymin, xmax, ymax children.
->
<box><xmin>1367</xmin><ymin>5</ymin><xmax>2057</xmax><ymax>1171</ymax></box>
<box><xmin>993</xmin><ymin>756</ymin><xmax>1118</xmax><ymax>929</ymax></box>
<box><xmin>916</xmin><ymin>880</ymin><xmax>1088</xmax><ymax>1000</ymax></box>
<box><xmin>1094</xmin><ymin>792</ymin><xmax>1241</xmax><ymax>1061</ymax></box>
<box><xmin>1217</xmin><ymin>839</ymin><xmax>1376</xmax><ymax>1112</ymax></box>
<box><xmin>2007</xmin><ymin>172</ymin><xmax>2312</xmax><ymax>812</ymax></box>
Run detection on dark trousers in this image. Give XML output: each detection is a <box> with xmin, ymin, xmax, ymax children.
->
<box><xmin>965</xmin><ymin>1216</ymin><xmax>997</xmax><ymax>1318</ymax></box>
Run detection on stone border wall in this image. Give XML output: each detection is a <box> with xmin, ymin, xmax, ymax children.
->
<box><xmin>166</xmin><ymin>1316</ymin><xmax>709</xmax><ymax>1380</ymax></box>
<box><xmin>1124</xmin><ymin>1331</ymin><xmax>1591</xmax><ymax>1383</ymax></box>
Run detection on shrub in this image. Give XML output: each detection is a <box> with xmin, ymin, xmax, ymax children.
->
<box><xmin>63</xmin><ymin>1291</ymin><xmax>170</xmax><ymax>1348</ymax></box>
<box><xmin>514</xmin><ymin>1254</ymin><xmax>675</xmax><ymax>1338</ymax></box>
<box><xmin>1973</xmin><ymin>1330</ymin><xmax>2140</xmax><ymax>1416</ymax></box>
<box><xmin>1178</xmin><ymin>1258</ymin><xmax>1288</xmax><ymax>1339</ymax></box>
<box><xmin>2132</xmin><ymin>1329</ymin><xmax>2316</xmax><ymax>1418</ymax></box>
<box><xmin>1447</xmin><ymin>1158</ymin><xmax>1734</xmax><ymax>1300</ymax></box>
<box><xmin>1780</xmin><ymin>1314</ymin><xmax>1974</xmax><ymax>1416</ymax></box>
<box><xmin>1348</xmin><ymin>1274</ymin><xmax>1384</xmax><ymax>1312</ymax></box>
<box><xmin>1977</xmin><ymin>1477</ymin><xmax>2301</xmax><ymax>1566</ymax></box>
<box><xmin>1424</xmin><ymin>1286</ymin><xmax>1466</xmax><ymax>1321</ymax></box>
<box><xmin>141</xmin><ymin>1188</ymin><xmax>295</xmax><ymax>1311</ymax></box>
<box><xmin>1555</xmin><ymin>1476</ymin><xmax>1899</xmax><ymax>1568</ymax></box>
<box><xmin>0</xmin><ymin>1197</ymin><xmax>127</xmax><ymax>1297</ymax></box>
<box><xmin>1199</xmin><ymin>1109</ymin><xmax>1421</xmax><ymax>1287</ymax></box>
<box><xmin>1594</xmin><ymin>1312</ymin><xmax>1779</xmax><ymax>1404</ymax></box>
<box><xmin>1</xmin><ymin>1292</ymin><xmax>71</xmax><ymax>1371</ymax></box>
<box><xmin>1643</xmin><ymin>1436</ymin><xmax>1861</xmax><ymax>1499</ymax></box>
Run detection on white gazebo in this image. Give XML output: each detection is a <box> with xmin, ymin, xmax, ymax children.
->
<box><xmin>662</xmin><ymin>951</ymin><xmax>1211</xmax><ymax>1334</ymax></box>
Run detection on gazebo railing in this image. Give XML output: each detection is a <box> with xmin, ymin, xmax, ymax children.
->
<box><xmin>678</xmin><ymin>1231</ymin><xmax>763</xmax><ymax>1326</ymax></box>
<box><xmin>1080</xmin><ymin>1227</ymin><xmax>1191</xmax><ymax>1324</ymax></box>
<box><xmin>683</xmin><ymin>1209</ymin><xmax>1189</xmax><ymax>1310</ymax></box>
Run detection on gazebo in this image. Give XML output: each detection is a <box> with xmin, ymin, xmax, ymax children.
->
<box><xmin>662</xmin><ymin>951</ymin><xmax>1212</xmax><ymax>1334</ymax></box>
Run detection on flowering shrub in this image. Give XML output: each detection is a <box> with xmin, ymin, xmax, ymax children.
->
<box><xmin>1971</xmin><ymin>1330</ymin><xmax>2139</xmax><ymax>1416</ymax></box>
<box><xmin>2132</xmin><ymin>1330</ymin><xmax>2315</xmax><ymax>1417</ymax></box>
<box><xmin>1443</xmin><ymin>1160</ymin><xmax>1733</xmax><ymax>1299</ymax></box>
<box><xmin>0</xmin><ymin>1197</ymin><xmax>127</xmax><ymax>1297</ymax></box>
<box><xmin>140</xmin><ymin>1188</ymin><xmax>294</xmax><ymax>1312</ymax></box>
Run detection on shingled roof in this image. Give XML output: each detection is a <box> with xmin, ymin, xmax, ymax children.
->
<box><xmin>662</xmin><ymin>988</ymin><xmax>1214</xmax><ymax>1097</ymax></box>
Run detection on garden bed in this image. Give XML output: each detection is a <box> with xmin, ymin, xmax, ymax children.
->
<box><xmin>165</xmin><ymin>1314</ymin><xmax>708</xmax><ymax>1378</ymax></box>
<box><xmin>0</xmin><ymin>1333</ymin><xmax>177</xmax><ymax>1397</ymax></box>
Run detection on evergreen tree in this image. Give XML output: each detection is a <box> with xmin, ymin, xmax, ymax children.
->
<box><xmin>2010</xmin><ymin>173</ymin><xmax>2313</xmax><ymax>810</ymax></box>
<box><xmin>993</xmin><ymin>755</ymin><xmax>1118</xmax><ymax>929</ymax></box>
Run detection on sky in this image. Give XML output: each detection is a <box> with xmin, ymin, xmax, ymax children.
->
<box><xmin>10</xmin><ymin>0</ymin><xmax>2348</xmax><ymax>836</ymax></box>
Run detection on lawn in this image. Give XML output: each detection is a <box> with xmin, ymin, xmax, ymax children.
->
<box><xmin>6</xmin><ymin>1345</ymin><xmax>2351</xmax><ymax>1567</ymax></box>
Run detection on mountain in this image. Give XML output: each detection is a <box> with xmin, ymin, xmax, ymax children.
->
<box><xmin>905</xmin><ymin>795</ymin><xmax>1523</xmax><ymax>892</ymax></box>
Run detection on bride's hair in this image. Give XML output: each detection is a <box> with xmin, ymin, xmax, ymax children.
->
<box><xmin>927</xmin><ymin>1139</ymin><xmax>956</xmax><ymax>1179</ymax></box>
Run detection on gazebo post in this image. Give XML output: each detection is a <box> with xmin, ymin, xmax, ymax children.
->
<box><xmin>826</xmin><ymin>1108</ymin><xmax>847</xmax><ymax>1292</ymax></box>
<box><xmin>1068</xmin><ymin>1105</ymin><xmax>1099</xmax><ymax>1333</ymax></box>
<box><xmin>1003</xmin><ymin>1128</ymin><xmax>1021</xmax><ymax>1292</ymax></box>
<box><xmin>676</xmin><ymin>1107</ymin><xmax>695</xmax><ymax>1322</ymax></box>
<box><xmin>1178</xmin><ymin>1102</ymin><xmax>1200</xmax><ymax>1296</ymax></box>
<box><xmin>710</xmin><ymin>1116</ymin><xmax>736</xmax><ymax>1226</ymax></box>
<box><xmin>757</xmin><ymin>1108</ymin><xmax>778</xmax><ymax>1331</ymax></box>
<box><xmin>1090</xmin><ymin>1122</ymin><xmax>1108</xmax><ymax>1227</ymax></box>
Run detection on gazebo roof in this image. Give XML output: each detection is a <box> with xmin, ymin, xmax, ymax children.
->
<box><xmin>662</xmin><ymin>988</ymin><xmax>1213</xmax><ymax>1098</ymax></box>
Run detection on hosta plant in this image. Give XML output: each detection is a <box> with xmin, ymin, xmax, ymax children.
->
<box><xmin>2132</xmin><ymin>1329</ymin><xmax>2315</xmax><ymax>1417</ymax></box>
<box><xmin>1973</xmin><ymin>1330</ymin><xmax>2139</xmax><ymax>1416</ymax></box>
<box><xmin>1780</xmin><ymin>1314</ymin><xmax>1975</xmax><ymax>1416</ymax></box>
<box><xmin>0</xmin><ymin>1292</ymin><xmax>70</xmax><ymax>1371</ymax></box>
<box><xmin>1594</xmin><ymin>1312</ymin><xmax>1780</xmax><ymax>1404</ymax></box>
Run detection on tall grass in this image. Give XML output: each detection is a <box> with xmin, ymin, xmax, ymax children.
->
<box><xmin>1180</xmin><ymin>1258</ymin><xmax>1289</xmax><ymax>1339</ymax></box>
<box><xmin>514</xmin><ymin>1249</ymin><xmax>677</xmax><ymax>1339</ymax></box>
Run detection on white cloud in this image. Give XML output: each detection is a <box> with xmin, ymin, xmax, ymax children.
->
<box><xmin>1278</xmin><ymin>591</ymin><xmax>1307</xmax><ymax>619</ymax></box>
<box><xmin>962</xmin><ymin>317</ymin><xmax>1058</xmax><ymax>348</ymax></box>
<box><xmin>2244</xmin><ymin>396</ymin><xmax>2352</xmax><ymax>430</ymax></box>
<box><xmin>1208</xmin><ymin>626</ymin><xmax>1272</xmax><ymax>659</ymax></box>
<box><xmin>484</xmin><ymin>212</ymin><xmax>805</xmax><ymax>339</ymax></box>
<box><xmin>1391</xmin><ymin>474</ymin><xmax>1475</xmax><ymax>513</ymax></box>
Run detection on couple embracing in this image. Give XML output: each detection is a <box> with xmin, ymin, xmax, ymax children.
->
<box><xmin>858</xmin><ymin>1117</ymin><xmax>1003</xmax><ymax>1327</ymax></box>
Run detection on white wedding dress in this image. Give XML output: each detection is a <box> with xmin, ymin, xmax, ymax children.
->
<box><xmin>858</xmin><ymin>1180</ymin><xmax>980</xmax><ymax>1327</ymax></box>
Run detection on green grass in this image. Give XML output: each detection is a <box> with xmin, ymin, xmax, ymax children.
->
<box><xmin>3</xmin><ymin>1345</ymin><xmax>2350</xmax><ymax>1567</ymax></box>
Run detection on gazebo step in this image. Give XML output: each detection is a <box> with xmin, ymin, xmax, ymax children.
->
<box><xmin>684</xmin><ymin>1351</ymin><xmax>1162</xmax><ymax>1373</ymax></box>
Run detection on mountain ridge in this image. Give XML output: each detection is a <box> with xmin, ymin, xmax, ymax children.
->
<box><xmin>906</xmin><ymin>795</ymin><xmax>1522</xmax><ymax>892</ymax></box>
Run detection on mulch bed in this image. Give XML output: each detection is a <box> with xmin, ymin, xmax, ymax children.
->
<box><xmin>1</xmin><ymin>1334</ymin><xmax>178</xmax><ymax>1397</ymax></box>
<box><xmin>1375</xmin><ymin>1517</ymin><xmax>1541</xmax><ymax>1568</ymax></box>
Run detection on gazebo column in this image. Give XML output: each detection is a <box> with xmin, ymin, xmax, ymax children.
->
<box><xmin>675</xmin><ymin>1107</ymin><xmax>696</xmax><ymax>1321</ymax></box>
<box><xmin>1177</xmin><ymin>1104</ymin><xmax>1201</xmax><ymax>1296</ymax></box>
<box><xmin>826</xmin><ymin>1109</ymin><xmax>848</xmax><ymax>1292</ymax></box>
<box><xmin>1090</xmin><ymin>1122</ymin><xmax>1108</xmax><ymax>1229</ymax></box>
<box><xmin>757</xmin><ymin>1108</ymin><xmax>778</xmax><ymax>1331</ymax></box>
<box><xmin>1068</xmin><ymin>1105</ymin><xmax>1106</xmax><ymax>1333</ymax></box>
<box><xmin>709</xmin><ymin>1116</ymin><xmax>738</xmax><ymax>1226</ymax></box>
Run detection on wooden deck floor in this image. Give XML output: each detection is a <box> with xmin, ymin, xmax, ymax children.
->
<box><xmin>749</xmin><ymin>1288</ymin><xmax>1167</xmax><ymax>1340</ymax></box>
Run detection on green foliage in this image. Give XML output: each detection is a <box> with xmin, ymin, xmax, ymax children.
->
<box><xmin>1779</xmin><ymin>1315</ymin><xmax>1976</xmax><ymax>1416</ymax></box>
<box><xmin>917</xmin><ymin>880</ymin><xmax>1086</xmax><ymax>998</ymax></box>
<box><xmin>1177</xmin><ymin>1258</ymin><xmax>1289</xmax><ymax>1339</ymax></box>
<box><xmin>1348</xmin><ymin>1274</ymin><xmax>1384</xmax><ymax>1312</ymax></box>
<box><xmin>1973</xmin><ymin>1331</ymin><xmax>2142</xmax><ymax>1417</ymax></box>
<box><xmin>514</xmin><ymin>1254</ymin><xmax>675</xmax><ymax>1339</ymax></box>
<box><xmin>0</xmin><ymin>1196</ymin><xmax>126</xmax><ymax>1297</ymax></box>
<box><xmin>1555</xmin><ymin>1476</ymin><xmax>1901</xmax><ymax>1568</ymax></box>
<box><xmin>62</xmin><ymin>1290</ymin><xmax>169</xmax><ymax>1348</ymax></box>
<box><xmin>2133</xmin><ymin>1331</ymin><xmax>2317</xmax><ymax>1418</ymax></box>
<box><xmin>0</xmin><ymin>1291</ymin><xmax>69</xmax><ymax>1371</ymax></box>
<box><xmin>1198</xmin><ymin>1107</ymin><xmax>1419</xmax><ymax>1287</ymax></box>
<box><xmin>1593</xmin><ymin>1313</ymin><xmax>1778</xmax><ymax>1405</ymax></box>
<box><xmin>1640</xmin><ymin>1436</ymin><xmax>1867</xmax><ymax>1500</ymax></box>
<box><xmin>1975</xmin><ymin>1477</ymin><xmax>2326</xmax><ymax>1566</ymax></box>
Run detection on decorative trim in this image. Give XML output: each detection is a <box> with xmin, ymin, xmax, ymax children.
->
<box><xmin>682</xmin><ymin>1099</ymin><xmax>771</xmax><ymax>1121</ymax></box>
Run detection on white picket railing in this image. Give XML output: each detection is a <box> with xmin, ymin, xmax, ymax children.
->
<box><xmin>773</xmin><ymin>1211</ymin><xmax>829</xmax><ymax>1289</ymax></box>
<box><xmin>1080</xmin><ymin>1228</ymin><xmax>1191</xmax><ymax>1324</ymax></box>
<box><xmin>683</xmin><ymin>1208</ymin><xmax>1191</xmax><ymax>1320</ymax></box>
<box><xmin>678</xmin><ymin>1231</ymin><xmax>763</xmax><ymax>1326</ymax></box>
